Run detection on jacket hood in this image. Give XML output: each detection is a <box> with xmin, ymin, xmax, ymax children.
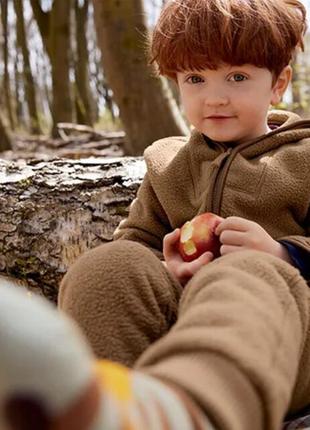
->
<box><xmin>230</xmin><ymin>110</ymin><xmax>310</xmax><ymax>158</ymax></box>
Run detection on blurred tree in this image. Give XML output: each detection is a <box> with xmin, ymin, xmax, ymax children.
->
<box><xmin>13</xmin><ymin>0</ymin><xmax>41</xmax><ymax>134</ymax></box>
<box><xmin>291</xmin><ymin>59</ymin><xmax>303</xmax><ymax>115</ymax></box>
<box><xmin>91</xmin><ymin>45</ymin><xmax>115</xmax><ymax>124</ymax></box>
<box><xmin>92</xmin><ymin>0</ymin><xmax>188</xmax><ymax>155</ymax></box>
<box><xmin>0</xmin><ymin>0</ymin><xmax>16</xmax><ymax>131</ymax></box>
<box><xmin>29</xmin><ymin>0</ymin><xmax>73</xmax><ymax>136</ymax></box>
<box><xmin>0</xmin><ymin>112</ymin><xmax>12</xmax><ymax>151</ymax></box>
<box><xmin>14</xmin><ymin>52</ymin><xmax>26</xmax><ymax>129</ymax></box>
<box><xmin>74</xmin><ymin>0</ymin><xmax>94</xmax><ymax>126</ymax></box>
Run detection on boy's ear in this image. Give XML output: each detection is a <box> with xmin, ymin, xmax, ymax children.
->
<box><xmin>270</xmin><ymin>66</ymin><xmax>292</xmax><ymax>105</ymax></box>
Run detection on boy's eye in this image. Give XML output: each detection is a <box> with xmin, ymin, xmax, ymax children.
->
<box><xmin>186</xmin><ymin>75</ymin><xmax>204</xmax><ymax>84</ymax></box>
<box><xmin>229</xmin><ymin>73</ymin><xmax>247</xmax><ymax>82</ymax></box>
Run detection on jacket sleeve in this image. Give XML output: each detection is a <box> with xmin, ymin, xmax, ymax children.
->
<box><xmin>279</xmin><ymin>241</ymin><xmax>310</xmax><ymax>281</ymax></box>
<box><xmin>278</xmin><ymin>209</ymin><xmax>310</xmax><ymax>281</ymax></box>
<box><xmin>113</xmin><ymin>173</ymin><xmax>171</xmax><ymax>259</ymax></box>
<box><xmin>278</xmin><ymin>235</ymin><xmax>310</xmax><ymax>254</ymax></box>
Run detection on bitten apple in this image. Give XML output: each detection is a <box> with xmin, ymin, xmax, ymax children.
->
<box><xmin>178</xmin><ymin>212</ymin><xmax>223</xmax><ymax>262</ymax></box>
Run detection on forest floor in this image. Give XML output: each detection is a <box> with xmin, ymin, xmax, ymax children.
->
<box><xmin>1</xmin><ymin>125</ymin><xmax>126</xmax><ymax>163</ymax></box>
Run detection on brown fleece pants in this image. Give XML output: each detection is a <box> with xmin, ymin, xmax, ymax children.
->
<box><xmin>58</xmin><ymin>240</ymin><xmax>310</xmax><ymax>430</ymax></box>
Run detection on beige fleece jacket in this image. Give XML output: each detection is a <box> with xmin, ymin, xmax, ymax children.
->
<box><xmin>114</xmin><ymin>110</ymin><xmax>310</xmax><ymax>276</ymax></box>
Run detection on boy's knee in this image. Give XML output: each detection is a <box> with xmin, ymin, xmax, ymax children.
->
<box><xmin>195</xmin><ymin>250</ymin><xmax>301</xmax><ymax>285</ymax></box>
<box><xmin>57</xmin><ymin>240</ymin><xmax>180</xmax><ymax>364</ymax></box>
<box><xmin>68</xmin><ymin>240</ymin><xmax>156</xmax><ymax>273</ymax></box>
<box><xmin>183</xmin><ymin>250</ymin><xmax>306</xmax><ymax>312</ymax></box>
<box><xmin>63</xmin><ymin>238</ymin><xmax>141</xmax><ymax>272</ymax></box>
<box><xmin>58</xmin><ymin>240</ymin><xmax>163</xmax><ymax>308</ymax></box>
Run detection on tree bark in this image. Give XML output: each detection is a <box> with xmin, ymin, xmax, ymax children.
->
<box><xmin>0</xmin><ymin>157</ymin><xmax>145</xmax><ymax>301</ymax></box>
<box><xmin>0</xmin><ymin>0</ymin><xmax>16</xmax><ymax>132</ymax></box>
<box><xmin>92</xmin><ymin>0</ymin><xmax>188</xmax><ymax>155</ymax></box>
<box><xmin>13</xmin><ymin>0</ymin><xmax>41</xmax><ymax>134</ymax></box>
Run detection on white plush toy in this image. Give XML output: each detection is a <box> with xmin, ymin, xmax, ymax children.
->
<box><xmin>0</xmin><ymin>279</ymin><xmax>107</xmax><ymax>430</ymax></box>
<box><xmin>1</xmin><ymin>279</ymin><xmax>310</xmax><ymax>430</ymax></box>
<box><xmin>0</xmin><ymin>280</ymin><xmax>210</xmax><ymax>430</ymax></box>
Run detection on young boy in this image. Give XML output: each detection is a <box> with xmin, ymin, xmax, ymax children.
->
<box><xmin>58</xmin><ymin>0</ymin><xmax>310</xmax><ymax>428</ymax></box>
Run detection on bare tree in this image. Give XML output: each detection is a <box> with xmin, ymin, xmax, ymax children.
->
<box><xmin>29</xmin><ymin>0</ymin><xmax>73</xmax><ymax>136</ymax></box>
<box><xmin>74</xmin><ymin>0</ymin><xmax>94</xmax><ymax>126</ymax></box>
<box><xmin>92</xmin><ymin>0</ymin><xmax>188</xmax><ymax>155</ymax></box>
<box><xmin>13</xmin><ymin>0</ymin><xmax>41</xmax><ymax>134</ymax></box>
<box><xmin>0</xmin><ymin>111</ymin><xmax>12</xmax><ymax>151</ymax></box>
<box><xmin>0</xmin><ymin>0</ymin><xmax>16</xmax><ymax>131</ymax></box>
<box><xmin>14</xmin><ymin>51</ymin><xmax>25</xmax><ymax>128</ymax></box>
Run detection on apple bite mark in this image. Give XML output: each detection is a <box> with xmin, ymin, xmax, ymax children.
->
<box><xmin>178</xmin><ymin>212</ymin><xmax>223</xmax><ymax>262</ymax></box>
<box><xmin>183</xmin><ymin>239</ymin><xmax>197</xmax><ymax>256</ymax></box>
<box><xmin>180</xmin><ymin>221</ymin><xmax>194</xmax><ymax>243</ymax></box>
<box><xmin>180</xmin><ymin>222</ymin><xmax>197</xmax><ymax>256</ymax></box>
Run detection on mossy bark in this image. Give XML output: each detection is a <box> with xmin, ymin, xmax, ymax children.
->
<box><xmin>0</xmin><ymin>157</ymin><xmax>145</xmax><ymax>301</ymax></box>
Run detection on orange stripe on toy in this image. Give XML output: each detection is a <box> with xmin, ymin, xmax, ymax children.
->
<box><xmin>94</xmin><ymin>360</ymin><xmax>136</xmax><ymax>429</ymax></box>
<box><xmin>94</xmin><ymin>360</ymin><xmax>132</xmax><ymax>401</ymax></box>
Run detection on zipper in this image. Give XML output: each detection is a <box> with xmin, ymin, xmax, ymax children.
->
<box><xmin>207</xmin><ymin>118</ymin><xmax>310</xmax><ymax>215</ymax></box>
<box><xmin>210</xmin><ymin>147</ymin><xmax>237</xmax><ymax>214</ymax></box>
<box><xmin>209</xmin><ymin>135</ymin><xmax>265</xmax><ymax>214</ymax></box>
<box><xmin>205</xmin><ymin>148</ymin><xmax>232</xmax><ymax>214</ymax></box>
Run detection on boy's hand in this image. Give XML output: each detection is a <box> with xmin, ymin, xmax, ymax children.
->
<box><xmin>215</xmin><ymin>216</ymin><xmax>292</xmax><ymax>263</ymax></box>
<box><xmin>163</xmin><ymin>228</ymin><xmax>214</xmax><ymax>286</ymax></box>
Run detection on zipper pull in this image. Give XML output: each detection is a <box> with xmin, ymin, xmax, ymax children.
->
<box><xmin>212</xmin><ymin>148</ymin><xmax>232</xmax><ymax>168</ymax></box>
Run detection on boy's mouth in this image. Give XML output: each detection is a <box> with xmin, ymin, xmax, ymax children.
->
<box><xmin>206</xmin><ymin>115</ymin><xmax>234</xmax><ymax>119</ymax></box>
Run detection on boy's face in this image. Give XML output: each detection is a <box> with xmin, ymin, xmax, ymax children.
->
<box><xmin>176</xmin><ymin>64</ymin><xmax>291</xmax><ymax>145</ymax></box>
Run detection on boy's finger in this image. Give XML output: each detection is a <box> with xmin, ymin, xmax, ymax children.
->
<box><xmin>220</xmin><ymin>244</ymin><xmax>242</xmax><ymax>255</ymax></box>
<box><xmin>219</xmin><ymin>230</ymin><xmax>246</xmax><ymax>246</ymax></box>
<box><xmin>215</xmin><ymin>216</ymin><xmax>249</xmax><ymax>235</ymax></box>
<box><xmin>188</xmin><ymin>251</ymin><xmax>213</xmax><ymax>275</ymax></box>
<box><xmin>163</xmin><ymin>229</ymin><xmax>180</xmax><ymax>258</ymax></box>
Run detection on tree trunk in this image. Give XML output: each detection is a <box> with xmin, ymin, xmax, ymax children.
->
<box><xmin>92</xmin><ymin>0</ymin><xmax>188</xmax><ymax>155</ymax></box>
<box><xmin>29</xmin><ymin>0</ymin><xmax>51</xmax><ymax>57</ymax></box>
<box><xmin>13</xmin><ymin>0</ymin><xmax>41</xmax><ymax>134</ymax></box>
<box><xmin>14</xmin><ymin>53</ymin><xmax>25</xmax><ymax>127</ymax></box>
<box><xmin>74</xmin><ymin>0</ymin><xmax>94</xmax><ymax>126</ymax></box>
<box><xmin>0</xmin><ymin>112</ymin><xmax>12</xmax><ymax>151</ymax></box>
<box><xmin>0</xmin><ymin>0</ymin><xmax>16</xmax><ymax>131</ymax></box>
<box><xmin>291</xmin><ymin>53</ymin><xmax>303</xmax><ymax>116</ymax></box>
<box><xmin>29</xmin><ymin>0</ymin><xmax>73</xmax><ymax>136</ymax></box>
<box><xmin>0</xmin><ymin>157</ymin><xmax>145</xmax><ymax>301</ymax></box>
<box><xmin>50</xmin><ymin>0</ymin><xmax>73</xmax><ymax>136</ymax></box>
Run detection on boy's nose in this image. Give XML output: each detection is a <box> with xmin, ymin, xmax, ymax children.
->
<box><xmin>203</xmin><ymin>90</ymin><xmax>229</xmax><ymax>107</ymax></box>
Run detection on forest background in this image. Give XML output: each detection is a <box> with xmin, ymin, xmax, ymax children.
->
<box><xmin>1</xmin><ymin>0</ymin><xmax>310</xmax><ymax>158</ymax></box>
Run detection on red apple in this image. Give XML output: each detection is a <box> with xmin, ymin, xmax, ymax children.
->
<box><xmin>178</xmin><ymin>212</ymin><xmax>223</xmax><ymax>262</ymax></box>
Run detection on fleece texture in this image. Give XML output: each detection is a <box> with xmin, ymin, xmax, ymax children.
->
<box><xmin>136</xmin><ymin>251</ymin><xmax>310</xmax><ymax>430</ymax></box>
<box><xmin>59</xmin><ymin>109</ymin><xmax>310</xmax><ymax>429</ymax></box>
<box><xmin>114</xmin><ymin>110</ymin><xmax>310</xmax><ymax>278</ymax></box>
<box><xmin>60</xmin><ymin>244</ymin><xmax>310</xmax><ymax>429</ymax></box>
<box><xmin>59</xmin><ymin>240</ymin><xmax>183</xmax><ymax>366</ymax></box>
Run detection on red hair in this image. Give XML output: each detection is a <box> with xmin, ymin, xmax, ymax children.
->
<box><xmin>150</xmin><ymin>0</ymin><xmax>307</xmax><ymax>79</ymax></box>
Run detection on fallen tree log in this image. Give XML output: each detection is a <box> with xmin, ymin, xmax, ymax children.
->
<box><xmin>0</xmin><ymin>156</ymin><xmax>145</xmax><ymax>301</ymax></box>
